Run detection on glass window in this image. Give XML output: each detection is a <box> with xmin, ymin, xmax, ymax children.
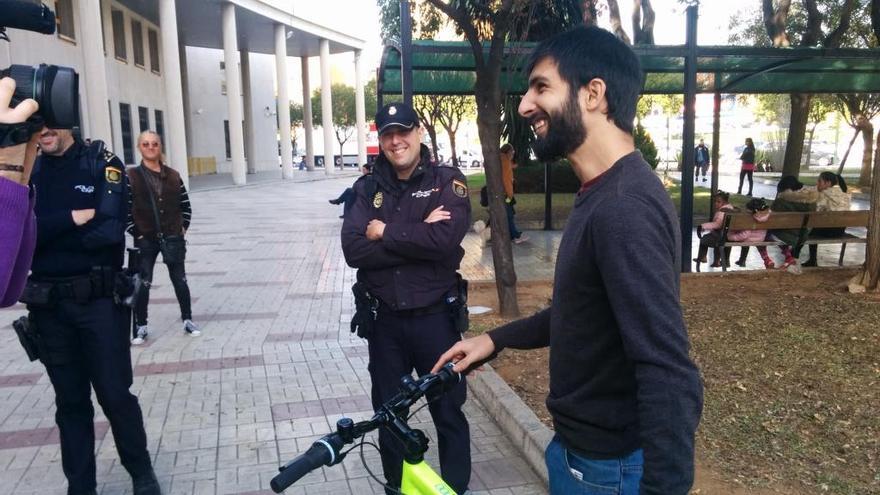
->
<box><xmin>55</xmin><ymin>0</ymin><xmax>76</xmax><ymax>41</ymax></box>
<box><xmin>224</xmin><ymin>120</ymin><xmax>231</xmax><ymax>159</ymax></box>
<box><xmin>138</xmin><ymin>106</ymin><xmax>149</xmax><ymax>133</ymax></box>
<box><xmin>154</xmin><ymin>110</ymin><xmax>165</xmax><ymax>145</ymax></box>
<box><xmin>148</xmin><ymin>29</ymin><xmax>160</xmax><ymax>74</ymax></box>
<box><xmin>131</xmin><ymin>19</ymin><xmax>145</xmax><ymax>67</ymax></box>
<box><xmin>111</xmin><ymin>10</ymin><xmax>126</xmax><ymax>61</ymax></box>
<box><xmin>119</xmin><ymin>102</ymin><xmax>134</xmax><ymax>164</ymax></box>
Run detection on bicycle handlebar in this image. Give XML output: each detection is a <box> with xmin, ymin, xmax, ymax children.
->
<box><xmin>270</xmin><ymin>363</ymin><xmax>460</xmax><ymax>493</ymax></box>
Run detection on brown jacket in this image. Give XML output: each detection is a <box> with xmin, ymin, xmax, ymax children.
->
<box><xmin>127</xmin><ymin>164</ymin><xmax>190</xmax><ymax>239</ymax></box>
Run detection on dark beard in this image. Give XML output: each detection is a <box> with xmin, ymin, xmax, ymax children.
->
<box><xmin>531</xmin><ymin>94</ymin><xmax>586</xmax><ymax>162</ymax></box>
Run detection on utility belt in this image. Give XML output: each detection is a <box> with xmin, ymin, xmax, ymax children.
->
<box><xmin>350</xmin><ymin>275</ymin><xmax>469</xmax><ymax>339</ymax></box>
<box><xmin>20</xmin><ymin>266</ymin><xmax>120</xmax><ymax>306</ymax></box>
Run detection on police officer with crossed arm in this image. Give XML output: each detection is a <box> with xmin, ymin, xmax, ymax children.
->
<box><xmin>20</xmin><ymin>126</ymin><xmax>160</xmax><ymax>495</ymax></box>
<box><xmin>341</xmin><ymin>103</ymin><xmax>472</xmax><ymax>494</ymax></box>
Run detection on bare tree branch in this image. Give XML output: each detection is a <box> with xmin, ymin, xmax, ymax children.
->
<box><xmin>823</xmin><ymin>0</ymin><xmax>856</xmax><ymax>48</ymax></box>
<box><xmin>424</xmin><ymin>0</ymin><xmax>486</xmax><ymax>68</ymax></box>
<box><xmin>582</xmin><ymin>0</ymin><xmax>598</xmax><ymax>26</ymax></box>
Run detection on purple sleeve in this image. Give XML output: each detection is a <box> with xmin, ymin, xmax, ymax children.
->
<box><xmin>0</xmin><ymin>178</ymin><xmax>35</xmax><ymax>307</ymax></box>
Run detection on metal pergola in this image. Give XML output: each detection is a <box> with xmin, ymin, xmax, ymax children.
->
<box><xmin>377</xmin><ymin>5</ymin><xmax>880</xmax><ymax>271</ymax></box>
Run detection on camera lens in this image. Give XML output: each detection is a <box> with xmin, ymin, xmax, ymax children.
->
<box><xmin>1</xmin><ymin>63</ymin><xmax>80</xmax><ymax>129</ymax></box>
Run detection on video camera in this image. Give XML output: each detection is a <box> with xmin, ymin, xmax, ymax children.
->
<box><xmin>0</xmin><ymin>0</ymin><xmax>80</xmax><ymax>134</ymax></box>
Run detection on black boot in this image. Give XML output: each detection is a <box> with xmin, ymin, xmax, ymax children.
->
<box><xmin>133</xmin><ymin>467</ymin><xmax>162</xmax><ymax>495</ymax></box>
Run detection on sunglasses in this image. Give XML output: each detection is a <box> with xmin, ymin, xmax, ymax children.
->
<box><xmin>140</xmin><ymin>142</ymin><xmax>160</xmax><ymax>148</ymax></box>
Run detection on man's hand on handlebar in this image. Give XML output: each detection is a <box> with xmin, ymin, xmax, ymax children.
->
<box><xmin>431</xmin><ymin>333</ymin><xmax>496</xmax><ymax>375</ymax></box>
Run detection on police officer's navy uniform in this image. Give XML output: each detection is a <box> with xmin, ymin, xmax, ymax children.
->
<box><xmin>27</xmin><ymin>140</ymin><xmax>156</xmax><ymax>495</ymax></box>
<box><xmin>342</xmin><ymin>142</ymin><xmax>472</xmax><ymax>493</ymax></box>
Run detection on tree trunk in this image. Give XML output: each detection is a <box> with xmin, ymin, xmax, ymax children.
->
<box><xmin>854</xmin><ymin>128</ymin><xmax>880</xmax><ymax>290</ymax></box>
<box><xmin>782</xmin><ymin>93</ymin><xmax>811</xmax><ymax>177</ymax></box>
<box><xmin>605</xmin><ymin>0</ymin><xmax>631</xmax><ymax>44</ymax></box>
<box><xmin>448</xmin><ymin>132</ymin><xmax>459</xmax><ymax>169</ymax></box>
<box><xmin>425</xmin><ymin>125</ymin><xmax>440</xmax><ymax>162</ymax></box>
<box><xmin>804</xmin><ymin>125</ymin><xmax>816</xmax><ymax>168</ymax></box>
<box><xmin>762</xmin><ymin>0</ymin><xmax>792</xmax><ymax>47</ymax></box>
<box><xmin>860</xmin><ymin>122</ymin><xmax>874</xmax><ymax>187</ymax></box>
<box><xmin>582</xmin><ymin>0</ymin><xmax>598</xmax><ymax>26</ymax></box>
<box><xmin>474</xmin><ymin>77</ymin><xmax>519</xmax><ymax>317</ymax></box>
<box><xmin>872</xmin><ymin>0</ymin><xmax>880</xmax><ymax>43</ymax></box>
<box><xmin>837</xmin><ymin>127</ymin><xmax>861</xmax><ymax>175</ymax></box>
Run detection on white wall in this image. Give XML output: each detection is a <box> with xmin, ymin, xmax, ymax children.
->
<box><xmin>1</xmin><ymin>1</ymin><xmax>165</xmax><ymax>166</ymax></box>
<box><xmin>185</xmin><ymin>46</ymin><xmax>279</xmax><ymax>174</ymax></box>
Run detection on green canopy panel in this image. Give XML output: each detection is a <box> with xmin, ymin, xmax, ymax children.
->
<box><xmin>378</xmin><ymin>41</ymin><xmax>880</xmax><ymax>95</ymax></box>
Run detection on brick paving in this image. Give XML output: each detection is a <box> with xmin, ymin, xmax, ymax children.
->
<box><xmin>0</xmin><ymin>171</ymin><xmax>546</xmax><ymax>495</ymax></box>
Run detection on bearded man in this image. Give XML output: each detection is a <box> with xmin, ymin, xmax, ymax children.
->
<box><xmin>433</xmin><ymin>26</ymin><xmax>703</xmax><ymax>495</ymax></box>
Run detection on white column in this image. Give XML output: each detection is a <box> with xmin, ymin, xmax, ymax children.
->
<box><xmin>179</xmin><ymin>41</ymin><xmax>193</xmax><ymax>153</ymax></box>
<box><xmin>159</xmin><ymin>0</ymin><xmax>191</xmax><ymax>187</ymax></box>
<box><xmin>319</xmin><ymin>39</ymin><xmax>334</xmax><ymax>175</ymax></box>
<box><xmin>78</xmin><ymin>0</ymin><xmax>112</xmax><ymax>143</ymax></box>
<box><xmin>355</xmin><ymin>50</ymin><xmax>367</xmax><ymax>168</ymax></box>
<box><xmin>301</xmin><ymin>56</ymin><xmax>315</xmax><ymax>171</ymax></box>
<box><xmin>222</xmin><ymin>2</ymin><xmax>246</xmax><ymax>185</ymax></box>
<box><xmin>275</xmin><ymin>24</ymin><xmax>293</xmax><ymax>179</ymax></box>
<box><xmin>241</xmin><ymin>49</ymin><xmax>256</xmax><ymax>174</ymax></box>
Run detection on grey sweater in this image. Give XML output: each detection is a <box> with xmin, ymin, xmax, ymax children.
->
<box><xmin>490</xmin><ymin>151</ymin><xmax>703</xmax><ymax>495</ymax></box>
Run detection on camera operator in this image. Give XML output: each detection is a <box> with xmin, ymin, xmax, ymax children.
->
<box><xmin>0</xmin><ymin>77</ymin><xmax>38</xmax><ymax>307</ymax></box>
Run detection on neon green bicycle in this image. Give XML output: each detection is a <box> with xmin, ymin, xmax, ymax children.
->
<box><xmin>270</xmin><ymin>363</ymin><xmax>460</xmax><ymax>494</ymax></box>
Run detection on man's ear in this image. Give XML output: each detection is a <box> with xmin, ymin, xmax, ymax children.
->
<box><xmin>581</xmin><ymin>78</ymin><xmax>607</xmax><ymax>113</ymax></box>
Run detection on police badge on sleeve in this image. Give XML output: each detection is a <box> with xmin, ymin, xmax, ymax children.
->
<box><xmin>452</xmin><ymin>179</ymin><xmax>468</xmax><ymax>198</ymax></box>
<box><xmin>105</xmin><ymin>166</ymin><xmax>122</xmax><ymax>184</ymax></box>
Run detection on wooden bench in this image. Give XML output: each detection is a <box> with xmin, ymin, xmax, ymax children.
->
<box><xmin>694</xmin><ymin>210</ymin><xmax>870</xmax><ymax>272</ymax></box>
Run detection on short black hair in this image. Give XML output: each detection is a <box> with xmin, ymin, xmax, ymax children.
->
<box><xmin>526</xmin><ymin>25</ymin><xmax>643</xmax><ymax>134</ymax></box>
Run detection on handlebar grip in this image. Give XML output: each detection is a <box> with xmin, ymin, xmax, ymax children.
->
<box><xmin>270</xmin><ymin>442</ymin><xmax>333</xmax><ymax>493</ymax></box>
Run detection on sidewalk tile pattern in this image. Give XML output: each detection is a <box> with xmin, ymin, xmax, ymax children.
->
<box><xmin>0</xmin><ymin>172</ymin><xmax>546</xmax><ymax>494</ymax></box>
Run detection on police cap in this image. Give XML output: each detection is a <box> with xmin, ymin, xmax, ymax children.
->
<box><xmin>375</xmin><ymin>103</ymin><xmax>419</xmax><ymax>136</ymax></box>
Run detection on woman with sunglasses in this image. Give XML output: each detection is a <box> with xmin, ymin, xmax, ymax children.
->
<box><xmin>126</xmin><ymin>130</ymin><xmax>199</xmax><ymax>344</ymax></box>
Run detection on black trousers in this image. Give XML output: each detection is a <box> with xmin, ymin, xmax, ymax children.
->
<box><xmin>368</xmin><ymin>309</ymin><xmax>470</xmax><ymax>494</ymax></box>
<box><xmin>737</xmin><ymin>169</ymin><xmax>754</xmax><ymax>195</ymax></box>
<box><xmin>30</xmin><ymin>298</ymin><xmax>151</xmax><ymax>494</ymax></box>
<box><xmin>135</xmin><ymin>238</ymin><xmax>192</xmax><ymax>328</ymax></box>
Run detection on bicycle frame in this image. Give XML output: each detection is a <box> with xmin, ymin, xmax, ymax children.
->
<box><xmin>400</xmin><ymin>459</ymin><xmax>456</xmax><ymax>495</ymax></box>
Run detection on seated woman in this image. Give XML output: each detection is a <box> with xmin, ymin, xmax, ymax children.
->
<box><xmin>694</xmin><ymin>191</ymin><xmax>736</xmax><ymax>268</ymax></box>
<box><xmin>769</xmin><ymin>175</ymin><xmax>818</xmax><ymax>270</ymax></box>
<box><xmin>803</xmin><ymin>172</ymin><xmax>851</xmax><ymax>267</ymax></box>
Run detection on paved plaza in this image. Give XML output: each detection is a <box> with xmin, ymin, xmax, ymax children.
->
<box><xmin>0</xmin><ymin>169</ymin><xmax>866</xmax><ymax>494</ymax></box>
<box><xmin>0</xmin><ymin>171</ymin><xmax>546</xmax><ymax>495</ymax></box>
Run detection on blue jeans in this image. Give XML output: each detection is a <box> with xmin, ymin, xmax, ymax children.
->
<box><xmin>545</xmin><ymin>435</ymin><xmax>643</xmax><ymax>494</ymax></box>
<box><xmin>505</xmin><ymin>201</ymin><xmax>522</xmax><ymax>239</ymax></box>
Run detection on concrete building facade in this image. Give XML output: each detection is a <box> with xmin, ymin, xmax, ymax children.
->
<box><xmin>0</xmin><ymin>0</ymin><xmax>366</xmax><ymax>186</ymax></box>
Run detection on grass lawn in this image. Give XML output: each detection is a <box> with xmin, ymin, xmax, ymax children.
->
<box><xmin>466</xmin><ymin>172</ymin><xmax>752</xmax><ymax>227</ymax></box>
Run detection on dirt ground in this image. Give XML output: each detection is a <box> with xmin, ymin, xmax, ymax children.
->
<box><xmin>467</xmin><ymin>269</ymin><xmax>880</xmax><ymax>495</ymax></box>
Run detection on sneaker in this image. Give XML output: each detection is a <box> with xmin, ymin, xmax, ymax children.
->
<box><xmin>763</xmin><ymin>259</ymin><xmax>776</xmax><ymax>269</ymax></box>
<box><xmin>131</xmin><ymin>325</ymin><xmax>149</xmax><ymax>345</ymax></box>
<box><xmin>702</xmin><ymin>177</ymin><xmax>707</xmax><ymax>182</ymax></box>
<box><xmin>132</xmin><ymin>467</ymin><xmax>161</xmax><ymax>495</ymax></box>
<box><xmin>513</xmin><ymin>234</ymin><xmax>530</xmax><ymax>244</ymax></box>
<box><xmin>183</xmin><ymin>319</ymin><xmax>201</xmax><ymax>336</ymax></box>
<box><xmin>328</xmin><ymin>199</ymin><xmax>341</xmax><ymax>205</ymax></box>
<box><xmin>802</xmin><ymin>259</ymin><xmax>818</xmax><ymax>267</ymax></box>
<box><xmin>734</xmin><ymin>259</ymin><xmax>747</xmax><ymax>267</ymax></box>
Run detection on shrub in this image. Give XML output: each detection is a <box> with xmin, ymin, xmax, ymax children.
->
<box><xmin>635</xmin><ymin>124</ymin><xmax>660</xmax><ymax>169</ymax></box>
